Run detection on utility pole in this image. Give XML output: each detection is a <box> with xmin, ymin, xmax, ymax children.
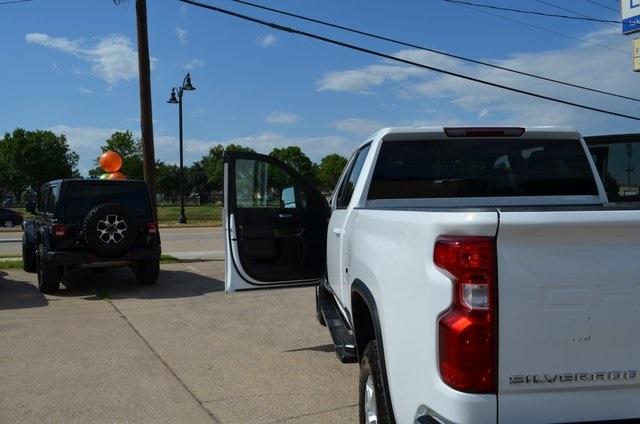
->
<box><xmin>135</xmin><ymin>0</ymin><xmax>158</xmax><ymax>220</ymax></box>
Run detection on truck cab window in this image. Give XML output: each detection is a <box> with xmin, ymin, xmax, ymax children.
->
<box><xmin>336</xmin><ymin>144</ymin><xmax>371</xmax><ymax>209</ymax></box>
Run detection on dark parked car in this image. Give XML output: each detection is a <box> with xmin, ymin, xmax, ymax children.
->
<box><xmin>0</xmin><ymin>208</ymin><xmax>23</xmax><ymax>228</ymax></box>
<box><xmin>22</xmin><ymin>179</ymin><xmax>161</xmax><ymax>293</ymax></box>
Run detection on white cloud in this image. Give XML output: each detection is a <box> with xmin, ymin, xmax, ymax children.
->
<box><xmin>48</xmin><ymin>125</ymin><xmax>359</xmax><ymax>176</ymax></box>
<box><xmin>180</xmin><ymin>131</ymin><xmax>354</xmax><ymax>161</ymax></box>
<box><xmin>182</xmin><ymin>58</ymin><xmax>204</xmax><ymax>70</ymax></box>
<box><xmin>333</xmin><ymin>118</ymin><xmax>384</xmax><ymax>136</ymax></box>
<box><xmin>49</xmin><ymin>125</ymin><xmax>127</xmax><ymax>176</ymax></box>
<box><xmin>258</xmin><ymin>33</ymin><xmax>276</xmax><ymax>48</ymax></box>
<box><xmin>265</xmin><ymin>111</ymin><xmax>300</xmax><ymax>125</ymax></box>
<box><xmin>26</xmin><ymin>32</ymin><xmax>150</xmax><ymax>87</ymax></box>
<box><xmin>317</xmin><ymin>62</ymin><xmax>428</xmax><ymax>93</ymax></box>
<box><xmin>78</xmin><ymin>87</ymin><xmax>93</xmax><ymax>94</ymax></box>
<box><xmin>175</xmin><ymin>26</ymin><xmax>187</xmax><ymax>44</ymax></box>
<box><xmin>316</xmin><ymin>32</ymin><xmax>640</xmax><ymax>135</ymax></box>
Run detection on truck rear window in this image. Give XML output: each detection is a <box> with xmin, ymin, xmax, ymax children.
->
<box><xmin>63</xmin><ymin>183</ymin><xmax>151</xmax><ymax>217</ymax></box>
<box><xmin>368</xmin><ymin>139</ymin><xmax>598</xmax><ymax>199</ymax></box>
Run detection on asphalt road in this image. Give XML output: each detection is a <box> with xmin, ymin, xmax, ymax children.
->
<box><xmin>0</xmin><ymin>261</ymin><xmax>358</xmax><ymax>423</ymax></box>
<box><xmin>0</xmin><ymin>227</ymin><xmax>225</xmax><ymax>257</ymax></box>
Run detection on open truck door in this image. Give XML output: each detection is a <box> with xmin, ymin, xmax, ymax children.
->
<box><xmin>223</xmin><ymin>151</ymin><xmax>329</xmax><ymax>292</ymax></box>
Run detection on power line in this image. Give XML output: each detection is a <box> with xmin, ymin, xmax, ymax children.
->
<box><xmin>446</xmin><ymin>0</ymin><xmax>628</xmax><ymax>55</ymax></box>
<box><xmin>0</xmin><ymin>0</ymin><xmax>34</xmax><ymax>4</ymax></box>
<box><xmin>532</xmin><ymin>0</ymin><xmax>618</xmax><ymax>28</ymax></box>
<box><xmin>180</xmin><ymin>0</ymin><xmax>640</xmax><ymax>122</ymax></box>
<box><xmin>443</xmin><ymin>0</ymin><xmax>621</xmax><ymax>24</ymax></box>
<box><xmin>582</xmin><ymin>0</ymin><xmax>619</xmax><ymax>13</ymax></box>
<box><xmin>224</xmin><ymin>0</ymin><xmax>639</xmax><ymax>102</ymax></box>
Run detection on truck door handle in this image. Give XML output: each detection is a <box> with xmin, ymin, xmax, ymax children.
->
<box><xmin>332</xmin><ymin>228</ymin><xmax>344</xmax><ymax>236</ymax></box>
<box><xmin>278</xmin><ymin>213</ymin><xmax>293</xmax><ymax>219</ymax></box>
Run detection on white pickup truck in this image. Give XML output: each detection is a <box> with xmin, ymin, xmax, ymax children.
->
<box><xmin>223</xmin><ymin>127</ymin><xmax>640</xmax><ymax>424</ymax></box>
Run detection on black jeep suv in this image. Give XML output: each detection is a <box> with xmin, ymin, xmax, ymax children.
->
<box><xmin>22</xmin><ymin>179</ymin><xmax>161</xmax><ymax>293</ymax></box>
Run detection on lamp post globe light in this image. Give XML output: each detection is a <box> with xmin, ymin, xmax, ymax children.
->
<box><xmin>167</xmin><ymin>73</ymin><xmax>196</xmax><ymax>224</ymax></box>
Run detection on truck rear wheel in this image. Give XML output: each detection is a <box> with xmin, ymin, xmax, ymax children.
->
<box><xmin>359</xmin><ymin>340</ymin><xmax>392</xmax><ymax>424</ymax></box>
<box><xmin>37</xmin><ymin>245</ymin><xmax>61</xmax><ymax>294</ymax></box>
<box><xmin>135</xmin><ymin>259</ymin><xmax>159</xmax><ymax>285</ymax></box>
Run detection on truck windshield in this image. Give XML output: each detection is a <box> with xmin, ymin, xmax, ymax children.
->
<box><xmin>368</xmin><ymin>139</ymin><xmax>598</xmax><ymax>199</ymax></box>
<box><xmin>63</xmin><ymin>183</ymin><xmax>151</xmax><ymax>217</ymax></box>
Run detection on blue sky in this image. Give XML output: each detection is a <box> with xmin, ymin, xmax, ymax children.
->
<box><xmin>1</xmin><ymin>0</ymin><xmax>638</xmax><ymax>175</ymax></box>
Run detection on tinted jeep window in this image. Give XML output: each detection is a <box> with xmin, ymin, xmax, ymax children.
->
<box><xmin>368</xmin><ymin>139</ymin><xmax>598</xmax><ymax>199</ymax></box>
<box><xmin>63</xmin><ymin>183</ymin><xmax>151</xmax><ymax>217</ymax></box>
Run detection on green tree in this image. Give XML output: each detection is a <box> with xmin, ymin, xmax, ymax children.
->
<box><xmin>316</xmin><ymin>154</ymin><xmax>348</xmax><ymax>191</ymax></box>
<box><xmin>269</xmin><ymin>146</ymin><xmax>317</xmax><ymax>185</ymax></box>
<box><xmin>191</xmin><ymin>144</ymin><xmax>255</xmax><ymax>194</ymax></box>
<box><xmin>155</xmin><ymin>161</ymin><xmax>180</xmax><ymax>197</ymax></box>
<box><xmin>88</xmin><ymin>131</ymin><xmax>143</xmax><ymax>179</ymax></box>
<box><xmin>0</xmin><ymin>128</ymin><xmax>79</xmax><ymax>196</ymax></box>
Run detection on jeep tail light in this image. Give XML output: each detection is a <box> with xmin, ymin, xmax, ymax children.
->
<box><xmin>434</xmin><ymin>236</ymin><xmax>496</xmax><ymax>393</ymax></box>
<box><xmin>145</xmin><ymin>223</ymin><xmax>158</xmax><ymax>234</ymax></box>
<box><xmin>52</xmin><ymin>223</ymin><xmax>66</xmax><ymax>238</ymax></box>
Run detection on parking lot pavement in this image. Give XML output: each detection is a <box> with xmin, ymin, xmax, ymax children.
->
<box><xmin>0</xmin><ymin>261</ymin><xmax>358</xmax><ymax>423</ymax></box>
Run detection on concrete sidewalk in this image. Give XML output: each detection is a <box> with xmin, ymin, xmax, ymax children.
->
<box><xmin>0</xmin><ymin>262</ymin><xmax>358</xmax><ymax>423</ymax></box>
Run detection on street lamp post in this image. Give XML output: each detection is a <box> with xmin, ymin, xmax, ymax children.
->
<box><xmin>167</xmin><ymin>73</ymin><xmax>196</xmax><ymax>224</ymax></box>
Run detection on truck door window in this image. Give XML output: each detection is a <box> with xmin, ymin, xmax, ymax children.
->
<box><xmin>337</xmin><ymin>144</ymin><xmax>371</xmax><ymax>209</ymax></box>
<box><xmin>588</xmin><ymin>141</ymin><xmax>640</xmax><ymax>202</ymax></box>
<box><xmin>235</xmin><ymin>158</ymin><xmax>308</xmax><ymax>208</ymax></box>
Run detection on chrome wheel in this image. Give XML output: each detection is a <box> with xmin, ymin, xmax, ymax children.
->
<box><xmin>4</xmin><ymin>220</ymin><xmax>14</xmax><ymax>228</ymax></box>
<box><xmin>96</xmin><ymin>214</ymin><xmax>127</xmax><ymax>244</ymax></box>
<box><xmin>364</xmin><ymin>374</ymin><xmax>378</xmax><ymax>424</ymax></box>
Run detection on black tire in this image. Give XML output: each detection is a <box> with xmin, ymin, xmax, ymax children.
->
<box><xmin>315</xmin><ymin>286</ymin><xmax>326</xmax><ymax>327</ymax></box>
<box><xmin>135</xmin><ymin>259</ymin><xmax>159</xmax><ymax>285</ymax></box>
<box><xmin>4</xmin><ymin>219</ymin><xmax>14</xmax><ymax>228</ymax></box>
<box><xmin>82</xmin><ymin>203</ymin><xmax>137</xmax><ymax>258</ymax></box>
<box><xmin>22</xmin><ymin>234</ymin><xmax>37</xmax><ymax>273</ymax></box>
<box><xmin>359</xmin><ymin>341</ymin><xmax>392</xmax><ymax>424</ymax></box>
<box><xmin>37</xmin><ymin>245</ymin><xmax>61</xmax><ymax>294</ymax></box>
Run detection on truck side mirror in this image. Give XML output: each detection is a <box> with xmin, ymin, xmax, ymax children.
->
<box><xmin>25</xmin><ymin>201</ymin><xmax>36</xmax><ymax>214</ymax></box>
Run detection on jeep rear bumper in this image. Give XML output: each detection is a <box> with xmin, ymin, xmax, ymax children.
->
<box><xmin>45</xmin><ymin>246</ymin><xmax>161</xmax><ymax>266</ymax></box>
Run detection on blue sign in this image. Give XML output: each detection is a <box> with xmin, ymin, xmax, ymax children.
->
<box><xmin>623</xmin><ymin>0</ymin><xmax>640</xmax><ymax>35</ymax></box>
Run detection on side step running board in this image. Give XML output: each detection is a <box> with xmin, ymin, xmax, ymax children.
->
<box><xmin>319</xmin><ymin>296</ymin><xmax>358</xmax><ymax>363</ymax></box>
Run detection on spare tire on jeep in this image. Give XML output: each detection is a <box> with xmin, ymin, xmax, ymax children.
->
<box><xmin>82</xmin><ymin>203</ymin><xmax>137</xmax><ymax>258</ymax></box>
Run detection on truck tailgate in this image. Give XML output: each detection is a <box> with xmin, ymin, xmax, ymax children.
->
<box><xmin>497</xmin><ymin>209</ymin><xmax>640</xmax><ymax>424</ymax></box>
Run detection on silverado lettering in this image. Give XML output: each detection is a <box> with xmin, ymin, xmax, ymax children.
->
<box><xmin>510</xmin><ymin>371</ymin><xmax>640</xmax><ymax>384</ymax></box>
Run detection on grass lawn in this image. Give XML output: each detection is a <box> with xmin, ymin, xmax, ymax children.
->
<box><xmin>9</xmin><ymin>205</ymin><xmax>222</xmax><ymax>226</ymax></box>
<box><xmin>156</xmin><ymin>204</ymin><xmax>222</xmax><ymax>225</ymax></box>
<box><xmin>0</xmin><ymin>260</ymin><xmax>22</xmax><ymax>269</ymax></box>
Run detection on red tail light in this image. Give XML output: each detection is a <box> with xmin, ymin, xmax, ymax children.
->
<box><xmin>52</xmin><ymin>224</ymin><xmax>66</xmax><ymax>238</ymax></box>
<box><xmin>145</xmin><ymin>223</ymin><xmax>158</xmax><ymax>234</ymax></box>
<box><xmin>434</xmin><ymin>236</ymin><xmax>496</xmax><ymax>393</ymax></box>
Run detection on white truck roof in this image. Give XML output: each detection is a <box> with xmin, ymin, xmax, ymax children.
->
<box><xmin>358</xmin><ymin>126</ymin><xmax>582</xmax><ymax>149</ymax></box>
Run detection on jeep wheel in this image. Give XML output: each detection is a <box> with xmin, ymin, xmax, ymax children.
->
<box><xmin>37</xmin><ymin>245</ymin><xmax>61</xmax><ymax>294</ymax></box>
<box><xmin>359</xmin><ymin>340</ymin><xmax>392</xmax><ymax>424</ymax></box>
<box><xmin>22</xmin><ymin>234</ymin><xmax>37</xmax><ymax>273</ymax></box>
<box><xmin>4</xmin><ymin>219</ymin><xmax>14</xmax><ymax>228</ymax></box>
<box><xmin>82</xmin><ymin>203</ymin><xmax>137</xmax><ymax>258</ymax></box>
<box><xmin>135</xmin><ymin>259</ymin><xmax>159</xmax><ymax>285</ymax></box>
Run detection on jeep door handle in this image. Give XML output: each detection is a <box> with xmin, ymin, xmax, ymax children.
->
<box><xmin>332</xmin><ymin>228</ymin><xmax>344</xmax><ymax>236</ymax></box>
<box><xmin>278</xmin><ymin>213</ymin><xmax>293</xmax><ymax>219</ymax></box>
